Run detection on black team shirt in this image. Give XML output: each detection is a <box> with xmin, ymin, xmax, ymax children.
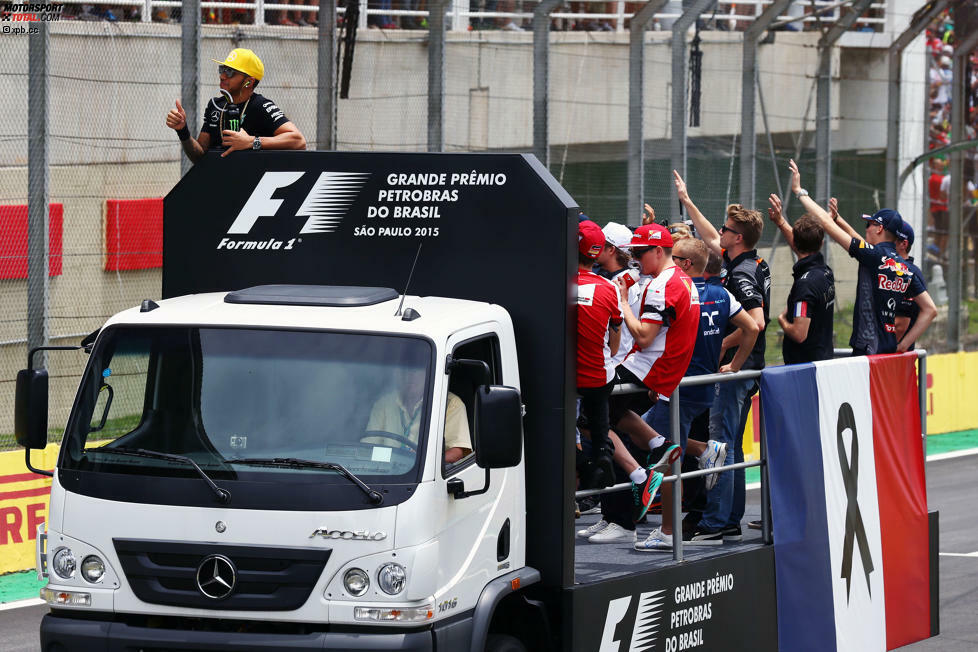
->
<box><xmin>782</xmin><ymin>252</ymin><xmax>836</xmax><ymax>364</ymax></box>
<box><xmin>200</xmin><ymin>93</ymin><xmax>290</xmax><ymax>147</ymax></box>
<box><xmin>722</xmin><ymin>249</ymin><xmax>771</xmax><ymax>370</ymax></box>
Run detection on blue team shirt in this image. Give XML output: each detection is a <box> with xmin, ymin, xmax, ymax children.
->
<box><xmin>682</xmin><ymin>276</ymin><xmax>742</xmax><ymax>404</ymax></box>
<box><xmin>895</xmin><ymin>256</ymin><xmax>926</xmax><ymax>351</ymax></box>
<box><xmin>848</xmin><ymin>238</ymin><xmax>926</xmax><ymax>354</ymax></box>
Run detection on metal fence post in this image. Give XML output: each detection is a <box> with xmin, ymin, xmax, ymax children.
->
<box><xmin>255</xmin><ymin>0</ymin><xmax>265</xmax><ymax>25</ymax></box>
<box><xmin>758</xmin><ymin>393</ymin><xmax>772</xmax><ymax>545</ymax></box>
<box><xmin>739</xmin><ymin>0</ymin><xmax>794</xmax><ymax>206</ymax></box>
<box><xmin>669</xmin><ymin>0</ymin><xmax>713</xmax><ymax>220</ymax></box>
<box><xmin>427</xmin><ymin>0</ymin><xmax>450</xmax><ymax>152</ymax></box>
<box><xmin>27</xmin><ymin>23</ymin><xmax>50</xmax><ymax>360</ymax></box>
<box><xmin>814</xmin><ymin>0</ymin><xmax>873</xmax><ymax>206</ymax></box>
<box><xmin>627</xmin><ymin>0</ymin><xmax>669</xmax><ymax>226</ymax></box>
<box><xmin>947</xmin><ymin>28</ymin><xmax>978</xmax><ymax>349</ymax></box>
<box><xmin>533</xmin><ymin>0</ymin><xmax>561</xmax><ymax>168</ymax></box>
<box><xmin>885</xmin><ymin>0</ymin><xmax>949</xmax><ymax>209</ymax></box>
<box><xmin>317</xmin><ymin>0</ymin><xmax>337</xmax><ymax>151</ymax></box>
<box><xmin>670</xmin><ymin>390</ymin><xmax>683</xmax><ymax>562</ymax></box>
<box><xmin>181</xmin><ymin>0</ymin><xmax>201</xmax><ymax>178</ymax></box>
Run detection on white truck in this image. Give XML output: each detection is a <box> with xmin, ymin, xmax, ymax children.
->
<box><xmin>14</xmin><ymin>151</ymin><xmax>936</xmax><ymax>651</ymax></box>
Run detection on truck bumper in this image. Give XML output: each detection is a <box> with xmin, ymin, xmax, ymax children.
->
<box><xmin>40</xmin><ymin>612</ymin><xmax>435</xmax><ymax>651</ymax></box>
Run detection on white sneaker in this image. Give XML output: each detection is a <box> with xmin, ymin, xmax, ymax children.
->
<box><xmin>698</xmin><ymin>440</ymin><xmax>727</xmax><ymax>491</ymax></box>
<box><xmin>577</xmin><ymin>519</ymin><xmax>609</xmax><ymax>539</ymax></box>
<box><xmin>503</xmin><ymin>21</ymin><xmax>523</xmax><ymax>31</ymax></box>
<box><xmin>588</xmin><ymin>522</ymin><xmax>636</xmax><ymax>544</ymax></box>
<box><xmin>634</xmin><ymin>527</ymin><xmax>673</xmax><ymax>552</ymax></box>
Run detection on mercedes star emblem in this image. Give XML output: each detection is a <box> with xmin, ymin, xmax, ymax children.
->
<box><xmin>196</xmin><ymin>554</ymin><xmax>237</xmax><ymax>600</ymax></box>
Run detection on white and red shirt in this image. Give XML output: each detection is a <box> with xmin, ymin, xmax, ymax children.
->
<box><xmin>622</xmin><ymin>266</ymin><xmax>700</xmax><ymax>397</ymax></box>
<box><xmin>576</xmin><ymin>270</ymin><xmax>623</xmax><ymax>388</ymax></box>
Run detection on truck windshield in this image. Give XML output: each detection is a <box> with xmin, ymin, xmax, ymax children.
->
<box><xmin>61</xmin><ymin>326</ymin><xmax>433</xmax><ymax>485</ymax></box>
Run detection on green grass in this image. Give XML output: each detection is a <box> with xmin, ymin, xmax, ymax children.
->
<box><xmin>0</xmin><ymin>413</ymin><xmax>142</xmax><ymax>453</ymax></box>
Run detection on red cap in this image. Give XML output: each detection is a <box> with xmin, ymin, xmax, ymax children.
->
<box><xmin>623</xmin><ymin>224</ymin><xmax>674</xmax><ymax>249</ymax></box>
<box><xmin>578</xmin><ymin>220</ymin><xmax>606</xmax><ymax>259</ymax></box>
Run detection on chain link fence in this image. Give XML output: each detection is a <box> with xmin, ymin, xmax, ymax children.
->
<box><xmin>2</xmin><ymin>1</ymin><xmax>934</xmax><ymax>450</ymax></box>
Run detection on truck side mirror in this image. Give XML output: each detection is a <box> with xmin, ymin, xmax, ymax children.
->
<box><xmin>474</xmin><ymin>385</ymin><xmax>523</xmax><ymax>469</ymax></box>
<box><xmin>15</xmin><ymin>368</ymin><xmax>49</xmax><ymax>450</ymax></box>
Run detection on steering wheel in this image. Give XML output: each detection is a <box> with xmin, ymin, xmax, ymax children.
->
<box><xmin>359</xmin><ymin>430</ymin><xmax>418</xmax><ymax>455</ymax></box>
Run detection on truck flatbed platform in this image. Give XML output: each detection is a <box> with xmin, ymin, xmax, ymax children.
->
<box><xmin>574</xmin><ymin>509</ymin><xmax>768</xmax><ymax>584</ymax></box>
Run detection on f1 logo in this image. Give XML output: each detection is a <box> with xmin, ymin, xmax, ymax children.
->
<box><xmin>227</xmin><ymin>171</ymin><xmax>371</xmax><ymax>235</ymax></box>
<box><xmin>598</xmin><ymin>590</ymin><xmax>666</xmax><ymax>652</ymax></box>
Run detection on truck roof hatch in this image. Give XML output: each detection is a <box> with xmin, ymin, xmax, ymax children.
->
<box><xmin>224</xmin><ymin>284</ymin><xmax>399</xmax><ymax>307</ymax></box>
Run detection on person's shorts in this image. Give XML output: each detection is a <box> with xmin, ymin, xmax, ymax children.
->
<box><xmin>608</xmin><ymin>365</ymin><xmax>655</xmax><ymax>424</ymax></box>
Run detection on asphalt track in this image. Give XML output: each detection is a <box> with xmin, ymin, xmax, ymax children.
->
<box><xmin>1</xmin><ymin>453</ymin><xmax>975</xmax><ymax>651</ymax></box>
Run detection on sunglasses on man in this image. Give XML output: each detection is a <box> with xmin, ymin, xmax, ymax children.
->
<box><xmin>719</xmin><ymin>224</ymin><xmax>741</xmax><ymax>236</ymax></box>
<box><xmin>219</xmin><ymin>65</ymin><xmax>241</xmax><ymax>78</ymax></box>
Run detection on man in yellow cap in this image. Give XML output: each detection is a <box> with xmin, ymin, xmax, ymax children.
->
<box><xmin>165</xmin><ymin>48</ymin><xmax>306</xmax><ymax>164</ymax></box>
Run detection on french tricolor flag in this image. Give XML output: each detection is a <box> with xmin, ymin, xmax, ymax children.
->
<box><xmin>761</xmin><ymin>354</ymin><xmax>932</xmax><ymax>651</ymax></box>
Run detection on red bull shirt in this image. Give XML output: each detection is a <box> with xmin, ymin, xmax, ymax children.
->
<box><xmin>848</xmin><ymin>238</ymin><xmax>925</xmax><ymax>354</ymax></box>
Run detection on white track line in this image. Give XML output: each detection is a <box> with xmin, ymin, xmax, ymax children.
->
<box><xmin>0</xmin><ymin>597</ymin><xmax>43</xmax><ymax>611</ymax></box>
<box><xmin>939</xmin><ymin>552</ymin><xmax>978</xmax><ymax>558</ymax></box>
<box><xmin>926</xmin><ymin>447</ymin><xmax>978</xmax><ymax>462</ymax></box>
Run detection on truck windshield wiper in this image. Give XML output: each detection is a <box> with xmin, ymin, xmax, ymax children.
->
<box><xmin>226</xmin><ymin>457</ymin><xmax>383</xmax><ymax>505</ymax></box>
<box><xmin>84</xmin><ymin>446</ymin><xmax>231</xmax><ymax>504</ymax></box>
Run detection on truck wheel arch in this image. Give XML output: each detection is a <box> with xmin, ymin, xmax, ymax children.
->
<box><xmin>468</xmin><ymin>567</ymin><xmax>545</xmax><ymax>652</ymax></box>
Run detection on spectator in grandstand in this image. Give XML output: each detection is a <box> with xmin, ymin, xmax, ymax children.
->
<box><xmin>767</xmin><ymin>194</ymin><xmax>836</xmax><ymax>364</ymax></box>
<box><xmin>674</xmin><ymin>169</ymin><xmax>769</xmax><ymax>545</ymax></box>
<box><xmin>635</xmin><ymin>238</ymin><xmax>760</xmax><ymax>552</ymax></box>
<box><xmin>788</xmin><ymin>159</ymin><xmax>937</xmax><ymax>354</ymax></box>
<box><xmin>928</xmin><ymin>158</ymin><xmax>950</xmax><ymax>256</ymax></box>
<box><xmin>165</xmin><ymin>49</ymin><xmax>306</xmax><ymax>164</ymax></box>
<box><xmin>893</xmin><ymin>222</ymin><xmax>927</xmax><ymax>350</ymax></box>
<box><xmin>576</xmin><ymin>220</ymin><xmax>622</xmax><ymax>491</ymax></box>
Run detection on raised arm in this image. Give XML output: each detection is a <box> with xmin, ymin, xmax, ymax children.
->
<box><xmin>673</xmin><ymin>170</ymin><xmax>721</xmax><ymax>256</ymax></box>
<box><xmin>788</xmin><ymin>159</ymin><xmax>853</xmax><ymax>249</ymax></box>
<box><xmin>768</xmin><ymin>194</ymin><xmax>797</xmax><ymax>255</ymax></box>
<box><xmin>829</xmin><ymin>197</ymin><xmax>859</xmax><ymax>240</ymax></box>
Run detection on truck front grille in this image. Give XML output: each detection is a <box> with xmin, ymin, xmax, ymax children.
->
<box><xmin>114</xmin><ymin>539</ymin><xmax>331</xmax><ymax>611</ymax></box>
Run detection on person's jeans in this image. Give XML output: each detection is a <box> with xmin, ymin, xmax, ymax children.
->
<box><xmin>698</xmin><ymin>378</ymin><xmax>757</xmax><ymax>532</ymax></box>
<box><xmin>641</xmin><ymin>389</ymin><xmax>715</xmax><ymax>450</ymax></box>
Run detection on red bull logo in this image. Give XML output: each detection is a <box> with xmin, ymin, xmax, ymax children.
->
<box><xmin>878</xmin><ymin>257</ymin><xmax>909</xmax><ymax>275</ymax></box>
<box><xmin>878</xmin><ymin>275</ymin><xmax>910</xmax><ymax>293</ymax></box>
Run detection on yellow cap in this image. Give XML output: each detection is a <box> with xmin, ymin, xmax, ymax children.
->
<box><xmin>212</xmin><ymin>48</ymin><xmax>264</xmax><ymax>81</ymax></box>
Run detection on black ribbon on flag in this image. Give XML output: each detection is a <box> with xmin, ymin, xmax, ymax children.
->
<box><xmin>837</xmin><ymin>402</ymin><xmax>874</xmax><ymax>603</ymax></box>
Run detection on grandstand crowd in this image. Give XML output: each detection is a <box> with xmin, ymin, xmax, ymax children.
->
<box><xmin>574</xmin><ymin>160</ymin><xmax>936</xmax><ymax>551</ymax></box>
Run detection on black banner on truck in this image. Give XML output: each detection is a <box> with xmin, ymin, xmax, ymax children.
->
<box><xmin>164</xmin><ymin>151</ymin><xmax>580</xmax><ymax>589</ymax></box>
<box><xmin>566</xmin><ymin>548</ymin><xmax>778</xmax><ymax>652</ymax></box>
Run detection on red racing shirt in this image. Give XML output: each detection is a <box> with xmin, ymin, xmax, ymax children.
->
<box><xmin>577</xmin><ymin>270</ymin><xmax>623</xmax><ymax>388</ymax></box>
<box><xmin>622</xmin><ymin>266</ymin><xmax>700</xmax><ymax>397</ymax></box>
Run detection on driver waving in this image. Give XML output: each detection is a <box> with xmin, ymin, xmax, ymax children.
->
<box><xmin>366</xmin><ymin>366</ymin><xmax>472</xmax><ymax>464</ymax></box>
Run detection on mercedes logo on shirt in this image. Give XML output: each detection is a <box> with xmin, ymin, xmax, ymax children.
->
<box><xmin>196</xmin><ymin>554</ymin><xmax>237</xmax><ymax>600</ymax></box>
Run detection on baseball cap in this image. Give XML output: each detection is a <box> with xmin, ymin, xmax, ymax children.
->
<box><xmin>940</xmin><ymin>55</ymin><xmax>952</xmax><ymax>67</ymax></box>
<box><xmin>621</xmin><ymin>223</ymin><xmax>674</xmax><ymax>249</ymax></box>
<box><xmin>212</xmin><ymin>48</ymin><xmax>265</xmax><ymax>81</ymax></box>
<box><xmin>578</xmin><ymin>220</ymin><xmax>605</xmax><ymax>259</ymax></box>
<box><xmin>602</xmin><ymin>222</ymin><xmax>634</xmax><ymax>251</ymax></box>
<box><xmin>896</xmin><ymin>221</ymin><xmax>915</xmax><ymax>248</ymax></box>
<box><xmin>861</xmin><ymin>209</ymin><xmax>904</xmax><ymax>236</ymax></box>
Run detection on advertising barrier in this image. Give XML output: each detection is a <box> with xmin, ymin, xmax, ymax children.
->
<box><xmin>0</xmin><ymin>444</ymin><xmax>57</xmax><ymax>573</ymax></box>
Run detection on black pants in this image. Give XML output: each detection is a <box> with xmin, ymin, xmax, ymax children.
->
<box><xmin>578</xmin><ymin>380</ymin><xmax>614</xmax><ymax>459</ymax></box>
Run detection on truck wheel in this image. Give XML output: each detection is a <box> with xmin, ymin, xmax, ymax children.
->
<box><xmin>485</xmin><ymin>633</ymin><xmax>528</xmax><ymax>652</ymax></box>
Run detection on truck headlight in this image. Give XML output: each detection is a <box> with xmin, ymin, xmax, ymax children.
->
<box><xmin>81</xmin><ymin>556</ymin><xmax>105</xmax><ymax>583</ymax></box>
<box><xmin>51</xmin><ymin>547</ymin><xmax>76</xmax><ymax>580</ymax></box>
<box><xmin>376</xmin><ymin>562</ymin><xmax>406</xmax><ymax>595</ymax></box>
<box><xmin>344</xmin><ymin>568</ymin><xmax>369</xmax><ymax>597</ymax></box>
